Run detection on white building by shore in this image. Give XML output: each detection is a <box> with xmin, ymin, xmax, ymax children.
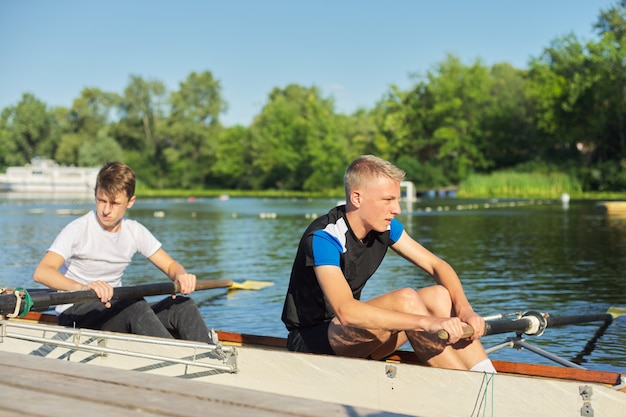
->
<box><xmin>0</xmin><ymin>158</ymin><xmax>100</xmax><ymax>193</ymax></box>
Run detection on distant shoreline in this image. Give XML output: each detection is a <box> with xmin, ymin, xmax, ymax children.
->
<box><xmin>133</xmin><ymin>188</ymin><xmax>626</xmax><ymax>201</ymax></box>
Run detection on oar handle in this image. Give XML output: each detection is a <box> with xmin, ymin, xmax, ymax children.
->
<box><xmin>437</xmin><ymin>325</ymin><xmax>475</xmax><ymax>340</ymax></box>
<box><xmin>193</xmin><ymin>280</ymin><xmax>234</xmax><ymax>291</ymax></box>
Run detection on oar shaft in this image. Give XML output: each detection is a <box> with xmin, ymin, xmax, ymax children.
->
<box><xmin>0</xmin><ymin>279</ymin><xmax>235</xmax><ymax>315</ymax></box>
<box><xmin>546</xmin><ymin>313</ymin><xmax>612</xmax><ymax>327</ymax></box>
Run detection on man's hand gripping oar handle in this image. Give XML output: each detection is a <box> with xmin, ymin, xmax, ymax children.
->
<box><xmin>436</xmin><ymin>308</ymin><xmax>626</xmax><ymax>340</ymax></box>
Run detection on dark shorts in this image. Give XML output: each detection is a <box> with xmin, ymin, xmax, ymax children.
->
<box><xmin>287</xmin><ymin>321</ymin><xmax>334</xmax><ymax>354</ymax></box>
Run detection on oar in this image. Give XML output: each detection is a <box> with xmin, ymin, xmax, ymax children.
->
<box><xmin>0</xmin><ymin>279</ymin><xmax>274</xmax><ymax>316</ymax></box>
<box><xmin>570</xmin><ymin>306</ymin><xmax>626</xmax><ymax>364</ymax></box>
<box><xmin>437</xmin><ymin>308</ymin><xmax>626</xmax><ymax>340</ymax></box>
<box><xmin>229</xmin><ymin>280</ymin><xmax>274</xmax><ymax>291</ymax></box>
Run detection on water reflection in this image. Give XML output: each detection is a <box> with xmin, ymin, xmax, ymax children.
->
<box><xmin>1</xmin><ymin>195</ymin><xmax>624</xmax><ymax>372</ymax></box>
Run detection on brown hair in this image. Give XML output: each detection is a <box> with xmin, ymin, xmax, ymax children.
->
<box><xmin>344</xmin><ymin>155</ymin><xmax>406</xmax><ymax>196</ymax></box>
<box><xmin>95</xmin><ymin>162</ymin><xmax>136</xmax><ymax>200</ymax></box>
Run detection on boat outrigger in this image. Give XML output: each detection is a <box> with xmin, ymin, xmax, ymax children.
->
<box><xmin>0</xmin><ymin>282</ymin><xmax>624</xmax><ymax>416</ymax></box>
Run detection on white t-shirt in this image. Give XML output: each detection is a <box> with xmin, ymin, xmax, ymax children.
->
<box><xmin>49</xmin><ymin>211</ymin><xmax>162</xmax><ymax>312</ymax></box>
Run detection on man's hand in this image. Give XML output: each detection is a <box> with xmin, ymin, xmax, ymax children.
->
<box><xmin>84</xmin><ymin>281</ymin><xmax>114</xmax><ymax>308</ymax></box>
<box><xmin>174</xmin><ymin>273</ymin><xmax>197</xmax><ymax>296</ymax></box>
<box><xmin>432</xmin><ymin>317</ymin><xmax>466</xmax><ymax>344</ymax></box>
<box><xmin>459</xmin><ymin>310</ymin><xmax>485</xmax><ymax>340</ymax></box>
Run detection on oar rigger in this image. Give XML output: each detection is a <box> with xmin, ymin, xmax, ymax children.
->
<box><xmin>0</xmin><ymin>288</ymin><xmax>33</xmax><ymax>317</ymax></box>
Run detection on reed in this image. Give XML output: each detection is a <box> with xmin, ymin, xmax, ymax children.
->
<box><xmin>457</xmin><ymin>171</ymin><xmax>582</xmax><ymax>198</ymax></box>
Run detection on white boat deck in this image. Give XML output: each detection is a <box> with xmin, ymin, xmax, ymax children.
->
<box><xmin>0</xmin><ymin>351</ymin><xmax>408</xmax><ymax>417</ymax></box>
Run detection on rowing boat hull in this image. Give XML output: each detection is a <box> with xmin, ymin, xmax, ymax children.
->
<box><xmin>212</xmin><ymin>337</ymin><xmax>625</xmax><ymax>416</ymax></box>
<box><xmin>1</xmin><ymin>315</ymin><xmax>624</xmax><ymax>416</ymax></box>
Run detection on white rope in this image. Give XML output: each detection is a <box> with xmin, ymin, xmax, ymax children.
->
<box><xmin>6</xmin><ymin>291</ymin><xmax>22</xmax><ymax>318</ymax></box>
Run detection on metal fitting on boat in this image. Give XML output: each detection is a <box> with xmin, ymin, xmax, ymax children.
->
<box><xmin>521</xmin><ymin>311</ymin><xmax>548</xmax><ymax>336</ymax></box>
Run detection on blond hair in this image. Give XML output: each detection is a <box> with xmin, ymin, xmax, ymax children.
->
<box><xmin>344</xmin><ymin>155</ymin><xmax>406</xmax><ymax>196</ymax></box>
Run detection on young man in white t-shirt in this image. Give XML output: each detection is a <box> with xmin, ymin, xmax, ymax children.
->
<box><xmin>33</xmin><ymin>162</ymin><xmax>211</xmax><ymax>342</ymax></box>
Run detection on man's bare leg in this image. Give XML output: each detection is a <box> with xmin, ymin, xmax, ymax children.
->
<box><xmin>409</xmin><ymin>286</ymin><xmax>490</xmax><ymax>370</ymax></box>
<box><xmin>327</xmin><ymin>285</ymin><xmax>490</xmax><ymax>370</ymax></box>
<box><xmin>328</xmin><ymin>287</ymin><xmax>421</xmax><ymax>359</ymax></box>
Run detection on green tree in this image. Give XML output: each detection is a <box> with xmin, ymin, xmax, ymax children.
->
<box><xmin>213</xmin><ymin>125</ymin><xmax>254</xmax><ymax>188</ymax></box>
<box><xmin>526</xmin><ymin>34</ymin><xmax>592</xmax><ymax>160</ymax></box>
<box><xmin>376</xmin><ymin>54</ymin><xmax>495</xmax><ymax>186</ymax></box>
<box><xmin>525</xmin><ymin>1</ymin><xmax>626</xmax><ymax>190</ymax></box>
<box><xmin>163</xmin><ymin>71</ymin><xmax>227</xmax><ymax>188</ymax></box>
<box><xmin>78</xmin><ymin>128</ymin><xmax>124</xmax><ymax>167</ymax></box>
<box><xmin>338</xmin><ymin>109</ymin><xmax>388</xmax><ymax>162</ymax></box>
<box><xmin>481</xmin><ymin>63</ymin><xmax>537</xmax><ymax>169</ymax></box>
<box><xmin>0</xmin><ymin>93</ymin><xmax>54</xmax><ymax>166</ymax></box>
<box><xmin>54</xmin><ymin>133</ymin><xmax>84</xmax><ymax>165</ymax></box>
<box><xmin>111</xmin><ymin>75</ymin><xmax>168</xmax><ymax>186</ymax></box>
<box><xmin>249</xmin><ymin>84</ymin><xmax>343</xmax><ymax>190</ymax></box>
<box><xmin>373</xmin><ymin>84</ymin><xmax>413</xmax><ymax>160</ymax></box>
<box><xmin>116</xmin><ymin>75</ymin><xmax>167</xmax><ymax>158</ymax></box>
<box><xmin>374</xmin><ymin>82</ymin><xmax>450</xmax><ymax>188</ymax></box>
<box><xmin>424</xmin><ymin>54</ymin><xmax>493</xmax><ymax>180</ymax></box>
<box><xmin>591</xmin><ymin>0</ymin><xmax>626</xmax><ymax>162</ymax></box>
<box><xmin>69</xmin><ymin>87</ymin><xmax>119</xmax><ymax>137</ymax></box>
<box><xmin>54</xmin><ymin>88</ymin><xmax>120</xmax><ymax>166</ymax></box>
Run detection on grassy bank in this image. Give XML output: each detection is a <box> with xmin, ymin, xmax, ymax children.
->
<box><xmin>457</xmin><ymin>172</ymin><xmax>583</xmax><ymax>199</ymax></box>
<box><xmin>136</xmin><ymin>172</ymin><xmax>626</xmax><ymax>201</ymax></box>
<box><xmin>135</xmin><ymin>187</ymin><xmax>344</xmax><ymax>199</ymax></box>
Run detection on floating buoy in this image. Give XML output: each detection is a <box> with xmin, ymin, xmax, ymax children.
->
<box><xmin>153</xmin><ymin>211</ymin><xmax>165</xmax><ymax>218</ymax></box>
<box><xmin>56</xmin><ymin>209</ymin><xmax>86</xmax><ymax>216</ymax></box>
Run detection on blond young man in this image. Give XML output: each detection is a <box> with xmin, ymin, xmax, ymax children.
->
<box><xmin>282</xmin><ymin>155</ymin><xmax>495</xmax><ymax>372</ymax></box>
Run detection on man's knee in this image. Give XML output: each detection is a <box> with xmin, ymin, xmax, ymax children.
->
<box><xmin>154</xmin><ymin>296</ymin><xmax>202</xmax><ymax>321</ymax></box>
<box><xmin>392</xmin><ymin>287</ymin><xmax>427</xmax><ymax>313</ymax></box>
<box><xmin>419</xmin><ymin>285</ymin><xmax>452</xmax><ymax>315</ymax></box>
<box><xmin>431</xmin><ymin>285</ymin><xmax>451</xmax><ymax>301</ymax></box>
<box><xmin>400</xmin><ymin>285</ymin><xmax>452</xmax><ymax>315</ymax></box>
<box><xmin>170</xmin><ymin>296</ymin><xmax>199</xmax><ymax>312</ymax></box>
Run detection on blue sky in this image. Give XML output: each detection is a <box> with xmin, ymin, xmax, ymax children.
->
<box><xmin>0</xmin><ymin>0</ymin><xmax>616</xmax><ymax>127</ymax></box>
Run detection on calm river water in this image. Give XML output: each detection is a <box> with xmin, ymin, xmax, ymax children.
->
<box><xmin>1</xmin><ymin>194</ymin><xmax>625</xmax><ymax>373</ymax></box>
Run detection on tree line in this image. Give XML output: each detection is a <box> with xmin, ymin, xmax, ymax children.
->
<box><xmin>1</xmin><ymin>2</ymin><xmax>625</xmax><ymax>193</ymax></box>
